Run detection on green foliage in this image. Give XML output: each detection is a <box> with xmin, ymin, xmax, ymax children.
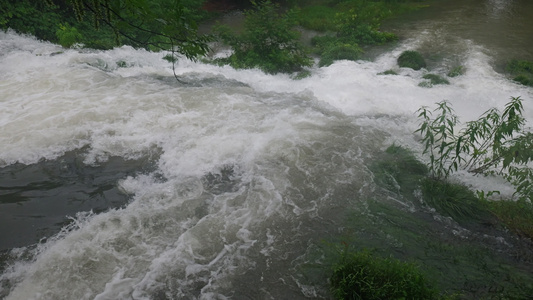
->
<box><xmin>506</xmin><ymin>59</ymin><xmax>533</xmax><ymax>87</ymax></box>
<box><xmin>46</xmin><ymin>0</ymin><xmax>211</xmax><ymax>59</ymax></box>
<box><xmin>419</xmin><ymin>73</ymin><xmax>450</xmax><ymax>87</ymax></box>
<box><xmin>56</xmin><ymin>23</ymin><xmax>82</xmax><ymax>48</ymax></box>
<box><xmin>330</xmin><ymin>249</ymin><xmax>439</xmax><ymax>300</ymax></box>
<box><xmin>415</xmin><ymin>97</ymin><xmax>533</xmax><ymax>201</ymax></box>
<box><xmin>215</xmin><ymin>1</ymin><xmax>312</xmax><ymax>74</ymax></box>
<box><xmin>334</xmin><ymin>4</ymin><xmax>397</xmax><ymax>45</ymax></box>
<box><xmin>398</xmin><ymin>50</ymin><xmax>426</xmax><ymax>70</ymax></box>
<box><xmin>0</xmin><ymin>0</ymin><xmax>64</xmax><ymax>42</ymax></box>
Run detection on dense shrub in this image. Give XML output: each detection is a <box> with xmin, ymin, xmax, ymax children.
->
<box><xmin>56</xmin><ymin>23</ymin><xmax>82</xmax><ymax>48</ymax></box>
<box><xmin>398</xmin><ymin>50</ymin><xmax>426</xmax><ymax>70</ymax></box>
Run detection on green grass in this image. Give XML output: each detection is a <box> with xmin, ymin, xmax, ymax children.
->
<box><xmin>333</xmin><ymin>145</ymin><xmax>533</xmax><ymax>299</ymax></box>
<box><xmin>420</xmin><ymin>178</ymin><xmax>493</xmax><ymax>223</ymax></box>
<box><xmin>330</xmin><ymin>250</ymin><xmax>439</xmax><ymax>300</ymax></box>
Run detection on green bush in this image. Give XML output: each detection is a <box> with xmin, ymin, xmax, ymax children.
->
<box><xmin>0</xmin><ymin>0</ymin><xmax>64</xmax><ymax>43</ymax></box>
<box><xmin>318</xmin><ymin>41</ymin><xmax>363</xmax><ymax>67</ymax></box>
<box><xmin>398</xmin><ymin>50</ymin><xmax>426</xmax><ymax>70</ymax></box>
<box><xmin>56</xmin><ymin>23</ymin><xmax>82</xmax><ymax>48</ymax></box>
<box><xmin>334</xmin><ymin>6</ymin><xmax>397</xmax><ymax>45</ymax></box>
<box><xmin>215</xmin><ymin>0</ymin><xmax>312</xmax><ymax>74</ymax></box>
<box><xmin>330</xmin><ymin>250</ymin><xmax>439</xmax><ymax>300</ymax></box>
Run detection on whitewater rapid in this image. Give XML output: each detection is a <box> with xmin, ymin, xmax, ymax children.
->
<box><xmin>0</xmin><ymin>28</ymin><xmax>532</xmax><ymax>299</ymax></box>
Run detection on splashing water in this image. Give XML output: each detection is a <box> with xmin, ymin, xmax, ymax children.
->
<box><xmin>1</xmin><ymin>2</ymin><xmax>533</xmax><ymax>298</ymax></box>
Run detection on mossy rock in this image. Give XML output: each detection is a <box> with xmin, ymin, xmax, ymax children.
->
<box><xmin>397</xmin><ymin>50</ymin><xmax>426</xmax><ymax>70</ymax></box>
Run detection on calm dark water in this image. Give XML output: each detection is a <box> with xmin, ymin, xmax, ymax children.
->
<box><xmin>0</xmin><ymin>152</ymin><xmax>156</xmax><ymax>250</ymax></box>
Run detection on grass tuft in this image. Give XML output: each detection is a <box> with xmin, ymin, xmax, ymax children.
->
<box><xmin>330</xmin><ymin>250</ymin><xmax>439</xmax><ymax>300</ymax></box>
<box><xmin>420</xmin><ymin>178</ymin><xmax>492</xmax><ymax>223</ymax></box>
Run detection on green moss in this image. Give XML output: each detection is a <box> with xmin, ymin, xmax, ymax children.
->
<box><xmin>397</xmin><ymin>50</ymin><xmax>426</xmax><ymax>70</ymax></box>
<box><xmin>330</xmin><ymin>250</ymin><xmax>439</xmax><ymax>300</ymax></box>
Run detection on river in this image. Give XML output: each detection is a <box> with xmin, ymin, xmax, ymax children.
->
<box><xmin>1</xmin><ymin>0</ymin><xmax>532</xmax><ymax>299</ymax></box>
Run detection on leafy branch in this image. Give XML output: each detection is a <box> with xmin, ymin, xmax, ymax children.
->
<box><xmin>415</xmin><ymin>97</ymin><xmax>533</xmax><ymax>201</ymax></box>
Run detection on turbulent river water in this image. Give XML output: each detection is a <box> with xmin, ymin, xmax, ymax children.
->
<box><xmin>1</xmin><ymin>0</ymin><xmax>533</xmax><ymax>299</ymax></box>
